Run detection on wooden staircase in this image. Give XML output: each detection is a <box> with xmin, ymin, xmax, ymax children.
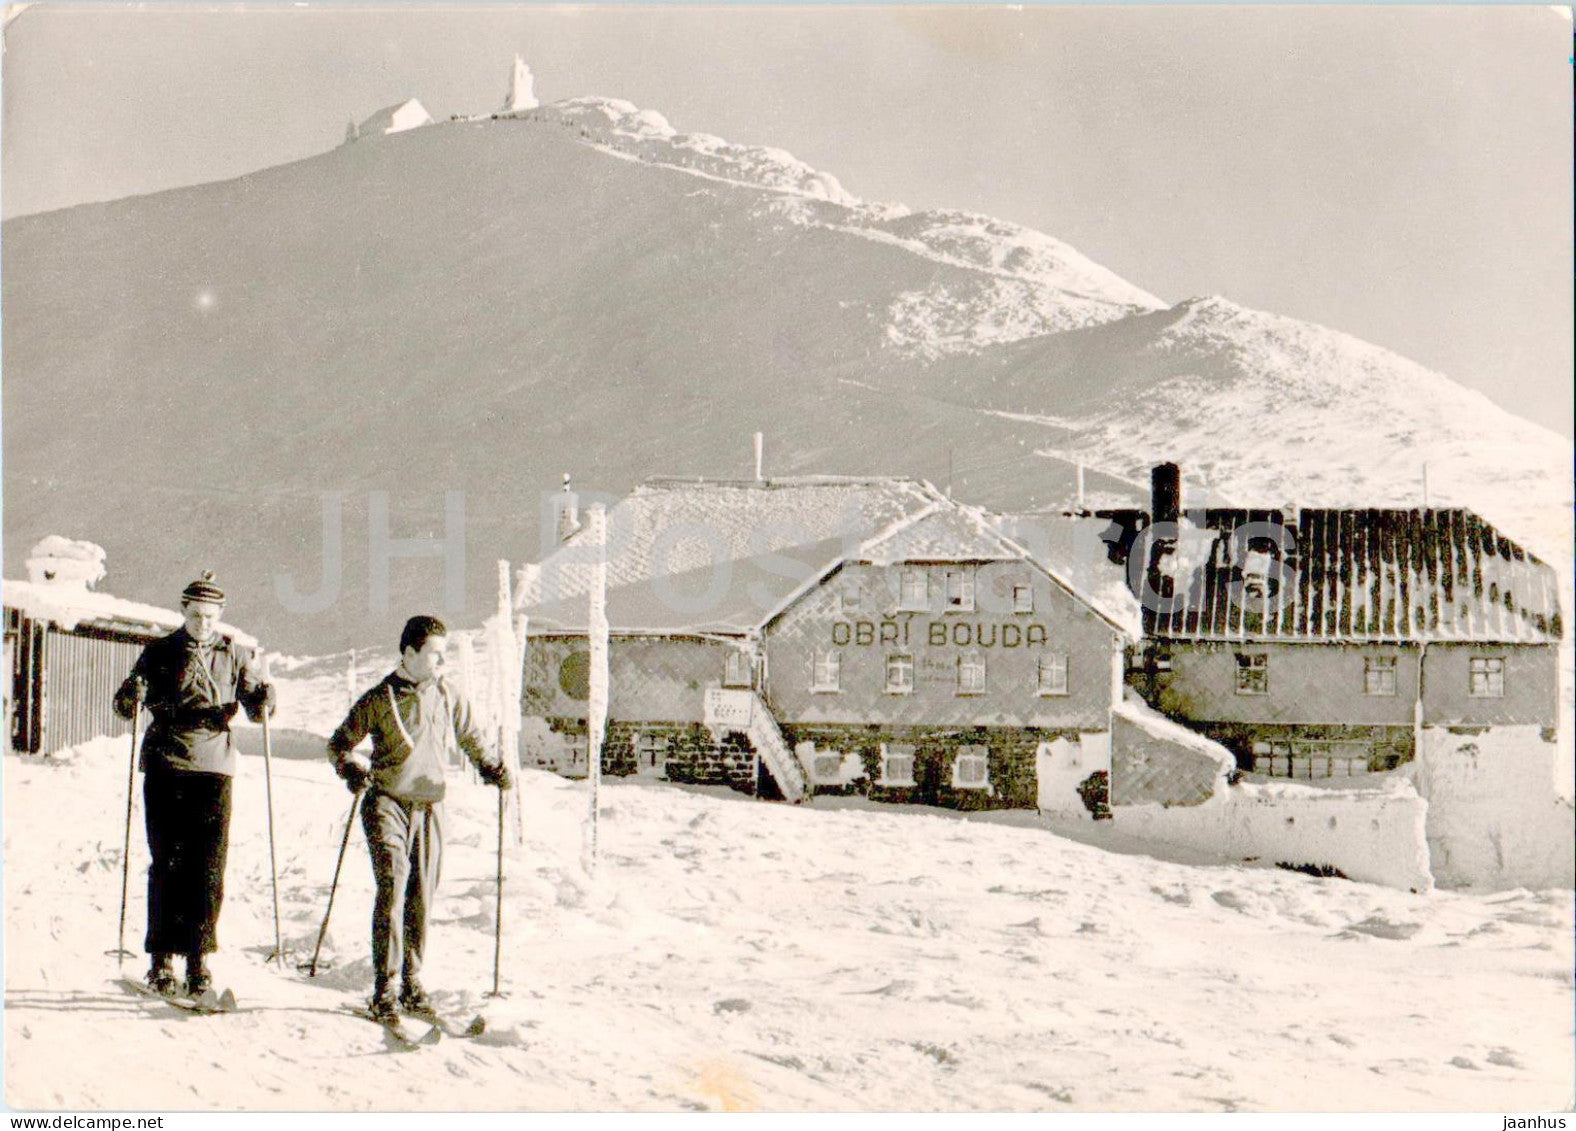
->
<box><xmin>704</xmin><ymin>688</ymin><xmax>808</xmax><ymax>802</ymax></box>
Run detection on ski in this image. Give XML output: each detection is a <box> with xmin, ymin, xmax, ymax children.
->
<box><xmin>116</xmin><ymin>977</ymin><xmax>238</xmax><ymax>1015</ymax></box>
<box><xmin>404</xmin><ymin>1005</ymin><xmax>486</xmax><ymax>1039</ymax></box>
<box><xmin>341</xmin><ymin>1004</ymin><xmax>441</xmax><ymax>1050</ymax></box>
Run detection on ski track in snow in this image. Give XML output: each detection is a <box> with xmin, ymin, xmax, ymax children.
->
<box><xmin>5</xmin><ymin>738</ymin><xmax>1572</xmax><ymax>1111</ymax></box>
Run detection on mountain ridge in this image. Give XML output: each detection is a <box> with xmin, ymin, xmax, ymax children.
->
<box><xmin>3</xmin><ymin>98</ymin><xmax>1567</xmax><ymax>650</ymax></box>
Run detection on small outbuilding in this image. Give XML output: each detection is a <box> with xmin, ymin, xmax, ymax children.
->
<box><xmin>4</xmin><ymin>539</ymin><xmax>256</xmax><ymax>756</ymax></box>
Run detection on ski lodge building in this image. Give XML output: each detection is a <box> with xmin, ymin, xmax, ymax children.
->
<box><xmin>1102</xmin><ymin>463</ymin><xmax>1563</xmax><ymax>777</ymax></box>
<box><xmin>520</xmin><ymin>476</ymin><xmax>1137</xmax><ymax>811</ymax></box>
<box><xmin>518</xmin><ymin>465</ymin><xmax>1562</xmax><ymax>810</ymax></box>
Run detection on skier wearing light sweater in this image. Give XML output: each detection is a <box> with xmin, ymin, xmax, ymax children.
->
<box><xmin>327</xmin><ymin>615</ymin><xmax>512</xmax><ymax>1024</ymax></box>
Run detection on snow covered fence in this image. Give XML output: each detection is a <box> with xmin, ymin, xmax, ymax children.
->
<box><xmin>1112</xmin><ymin>775</ymin><xmax>1433</xmax><ymax>891</ymax></box>
<box><xmin>1412</xmin><ymin>726</ymin><xmax>1574</xmax><ymax>890</ymax></box>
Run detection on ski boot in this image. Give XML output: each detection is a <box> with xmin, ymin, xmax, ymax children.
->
<box><xmin>185</xmin><ymin>953</ymin><xmax>213</xmax><ymax>998</ymax></box>
<box><xmin>369</xmin><ymin>980</ymin><xmax>401</xmax><ymax>1026</ymax></box>
<box><xmin>146</xmin><ymin>953</ymin><xmax>180</xmax><ymax>996</ymax></box>
<box><xmin>399</xmin><ymin>975</ymin><xmax>434</xmax><ymax>1018</ymax></box>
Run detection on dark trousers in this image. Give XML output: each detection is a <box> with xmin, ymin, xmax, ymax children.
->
<box><xmin>361</xmin><ymin>791</ymin><xmax>443</xmax><ymax>990</ymax></box>
<box><xmin>143</xmin><ymin>767</ymin><xmax>232</xmax><ymax>956</ymax></box>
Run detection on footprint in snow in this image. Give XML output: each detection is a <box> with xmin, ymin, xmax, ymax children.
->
<box><xmin>1336</xmin><ymin>915</ymin><xmax>1421</xmax><ymax>941</ymax></box>
<box><xmin>847</xmin><ymin>979</ymin><xmax>914</xmax><ymax>998</ymax></box>
<box><xmin>1486</xmin><ymin>1048</ymin><xmax>1523</xmax><ymax>1069</ymax></box>
<box><xmin>1448</xmin><ymin>1056</ymin><xmax>1479</xmax><ymax>1071</ymax></box>
<box><xmin>1210</xmin><ymin>890</ymin><xmax>1252</xmax><ymax>913</ymax></box>
<box><xmin>1024</xmin><ymin>1082</ymin><xmax>1073</xmax><ymax>1103</ymax></box>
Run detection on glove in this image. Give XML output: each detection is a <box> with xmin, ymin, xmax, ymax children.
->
<box><xmin>244</xmin><ymin>682</ymin><xmax>278</xmax><ymax>721</ymax></box>
<box><xmin>479</xmin><ymin>761</ymin><xmax>513</xmax><ymax>790</ymax></box>
<box><xmin>337</xmin><ymin>758</ymin><xmax>371</xmax><ymax>794</ymax></box>
<box><xmin>115</xmin><ymin>675</ymin><xmax>149</xmax><ymax>720</ymax></box>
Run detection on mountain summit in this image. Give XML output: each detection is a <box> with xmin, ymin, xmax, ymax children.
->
<box><xmin>2</xmin><ymin>91</ymin><xmax>1567</xmax><ymax>650</ymax></box>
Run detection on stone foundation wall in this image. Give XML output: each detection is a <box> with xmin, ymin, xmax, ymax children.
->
<box><xmin>779</xmin><ymin>724</ymin><xmax>1078</xmax><ymax>811</ymax></box>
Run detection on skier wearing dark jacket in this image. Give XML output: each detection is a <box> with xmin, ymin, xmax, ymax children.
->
<box><xmin>113</xmin><ymin>573</ymin><xmax>275</xmax><ymax>997</ymax></box>
<box><xmin>327</xmin><ymin>614</ymin><xmax>512</xmax><ymax>1022</ymax></box>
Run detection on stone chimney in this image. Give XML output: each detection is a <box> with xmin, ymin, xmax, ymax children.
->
<box><xmin>25</xmin><ymin>536</ymin><xmax>107</xmax><ymax>589</ymax></box>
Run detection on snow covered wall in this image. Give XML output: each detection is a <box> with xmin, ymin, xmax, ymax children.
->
<box><xmin>1114</xmin><ymin>776</ymin><xmax>1433</xmax><ymax>892</ymax></box>
<box><xmin>1412</xmin><ymin>726</ymin><xmax>1575</xmax><ymax>890</ymax></box>
<box><xmin>1107</xmin><ymin>696</ymin><xmax>1431</xmax><ymax>890</ymax></box>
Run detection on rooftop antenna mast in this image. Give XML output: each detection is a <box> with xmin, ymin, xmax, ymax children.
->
<box><xmin>753</xmin><ymin>432</ymin><xmax>764</xmax><ymax>482</ymax></box>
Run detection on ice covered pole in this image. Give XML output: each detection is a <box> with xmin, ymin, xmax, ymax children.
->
<box><xmin>585</xmin><ymin>505</ymin><xmax>610</xmax><ymax>874</ymax></box>
<box><xmin>494</xmin><ymin>559</ymin><xmax>527</xmax><ymax>844</ymax></box>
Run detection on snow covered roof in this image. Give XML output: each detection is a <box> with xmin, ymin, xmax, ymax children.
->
<box><xmin>992</xmin><ymin>512</ymin><xmax>1144</xmax><ymax>639</ymax></box>
<box><xmin>3</xmin><ymin>578</ymin><xmax>259</xmax><ymax>648</ymax></box>
<box><xmin>1114</xmin><ymin>690</ymin><xmax>1237</xmax><ymax>771</ymax></box>
<box><xmin>356</xmin><ymin>98</ymin><xmax>432</xmax><ymax>137</ymax></box>
<box><xmin>1130</xmin><ymin>507</ymin><xmax>1563</xmax><ymax>645</ymax></box>
<box><xmin>858</xmin><ymin>502</ymin><xmax>1002</xmax><ymax>562</ymax></box>
<box><xmin>524</xmin><ymin>478</ymin><xmax>1138</xmax><ymax>639</ymax></box>
<box><xmin>524</xmin><ymin>477</ymin><xmax>942</xmax><ymax>634</ymax></box>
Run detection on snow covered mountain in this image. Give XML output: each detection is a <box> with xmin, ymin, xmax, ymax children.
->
<box><xmin>890</xmin><ymin>294</ymin><xmax>1574</xmax><ymax>558</ymax></box>
<box><xmin>3</xmin><ymin>96</ymin><xmax>1567</xmax><ymax>650</ymax></box>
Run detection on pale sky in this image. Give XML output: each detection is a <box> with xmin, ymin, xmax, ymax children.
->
<box><xmin>2</xmin><ymin>3</ymin><xmax>1571</xmax><ymax>434</ymax></box>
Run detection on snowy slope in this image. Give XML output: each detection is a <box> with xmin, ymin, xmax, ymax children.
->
<box><xmin>522</xmin><ymin>94</ymin><xmax>1166</xmax><ymax>336</ymax></box>
<box><xmin>897</xmin><ymin>295</ymin><xmax>1573</xmax><ymax>562</ymax></box>
<box><xmin>5</xmin><ymin>739</ymin><xmax>1572</xmax><ymax>1111</ymax></box>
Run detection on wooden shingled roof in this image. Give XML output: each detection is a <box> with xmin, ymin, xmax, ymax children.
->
<box><xmin>1142</xmin><ymin>508</ymin><xmax>1563</xmax><ymax>644</ymax></box>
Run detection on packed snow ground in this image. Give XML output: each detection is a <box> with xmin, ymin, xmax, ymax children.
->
<box><xmin>4</xmin><ymin>738</ymin><xmax>1572</xmax><ymax>1112</ymax></box>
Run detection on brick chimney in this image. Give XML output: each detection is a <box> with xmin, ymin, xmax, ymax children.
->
<box><xmin>1151</xmin><ymin>462</ymin><xmax>1181</xmax><ymax>530</ymax></box>
<box><xmin>1147</xmin><ymin>462</ymin><xmax>1182</xmax><ymax>600</ymax></box>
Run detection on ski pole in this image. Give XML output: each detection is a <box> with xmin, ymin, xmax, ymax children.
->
<box><xmin>487</xmin><ymin>786</ymin><xmax>506</xmax><ymax>998</ymax></box>
<box><xmin>260</xmin><ymin>658</ymin><xmax>285</xmax><ymax>965</ymax></box>
<box><xmin>303</xmin><ymin>788</ymin><xmax>361</xmax><ymax>977</ymax></box>
<box><xmin>111</xmin><ymin>689</ymin><xmax>143</xmax><ymax>966</ymax></box>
